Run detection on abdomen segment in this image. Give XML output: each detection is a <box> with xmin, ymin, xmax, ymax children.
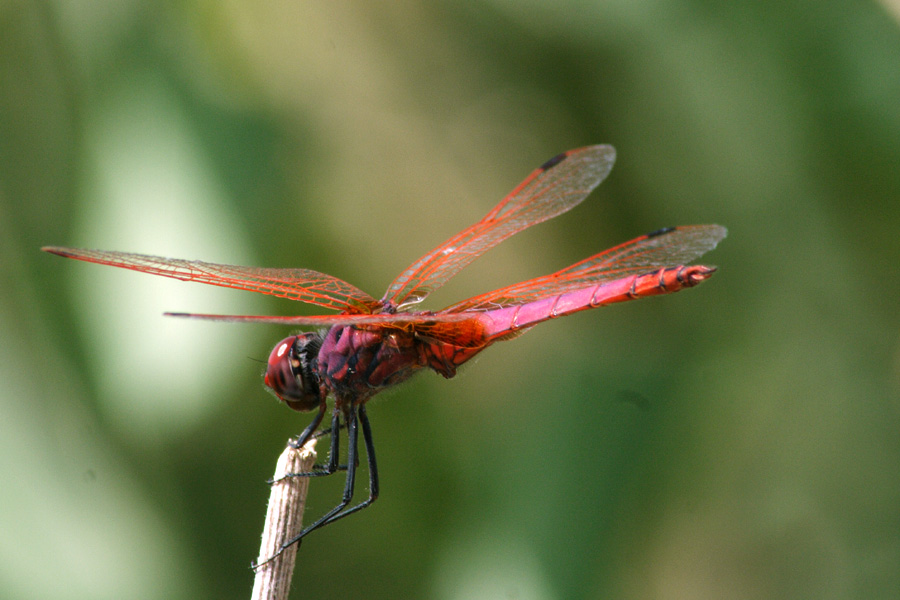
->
<box><xmin>476</xmin><ymin>265</ymin><xmax>716</xmax><ymax>340</ymax></box>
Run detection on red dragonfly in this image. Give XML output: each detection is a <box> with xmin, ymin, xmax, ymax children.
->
<box><xmin>43</xmin><ymin>145</ymin><xmax>725</xmax><ymax>557</ymax></box>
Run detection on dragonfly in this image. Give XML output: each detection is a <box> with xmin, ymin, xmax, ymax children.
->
<box><xmin>43</xmin><ymin>145</ymin><xmax>725</xmax><ymax>559</ymax></box>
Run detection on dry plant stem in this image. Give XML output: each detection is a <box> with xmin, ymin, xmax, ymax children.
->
<box><xmin>251</xmin><ymin>438</ymin><xmax>318</xmax><ymax>600</ymax></box>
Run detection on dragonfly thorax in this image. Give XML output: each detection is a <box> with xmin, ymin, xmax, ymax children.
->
<box><xmin>317</xmin><ymin>324</ymin><xmax>425</xmax><ymax>404</ymax></box>
<box><xmin>264</xmin><ymin>333</ymin><xmax>323</xmax><ymax>411</ymax></box>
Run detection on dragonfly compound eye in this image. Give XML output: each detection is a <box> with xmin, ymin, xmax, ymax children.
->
<box><xmin>264</xmin><ymin>334</ymin><xmax>322</xmax><ymax>411</ymax></box>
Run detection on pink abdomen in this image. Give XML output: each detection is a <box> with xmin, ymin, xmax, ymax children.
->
<box><xmin>476</xmin><ymin>265</ymin><xmax>715</xmax><ymax>340</ymax></box>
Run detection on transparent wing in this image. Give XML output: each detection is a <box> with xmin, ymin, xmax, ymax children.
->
<box><xmin>163</xmin><ymin>311</ymin><xmax>474</xmax><ymax>325</ymax></box>
<box><xmin>42</xmin><ymin>247</ymin><xmax>380</xmax><ymax>314</ymax></box>
<box><xmin>442</xmin><ymin>225</ymin><xmax>727</xmax><ymax>312</ymax></box>
<box><xmin>165</xmin><ymin>310</ymin><xmax>490</xmax><ymax>348</ymax></box>
<box><xmin>382</xmin><ymin>145</ymin><xmax>616</xmax><ymax>309</ymax></box>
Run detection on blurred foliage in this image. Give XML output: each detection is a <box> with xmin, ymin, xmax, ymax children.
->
<box><xmin>2</xmin><ymin>1</ymin><xmax>900</xmax><ymax>599</ymax></box>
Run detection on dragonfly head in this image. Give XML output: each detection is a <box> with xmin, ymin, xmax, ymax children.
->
<box><xmin>264</xmin><ymin>333</ymin><xmax>323</xmax><ymax>411</ymax></box>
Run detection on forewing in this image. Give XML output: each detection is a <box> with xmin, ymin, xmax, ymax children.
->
<box><xmin>166</xmin><ymin>310</ymin><xmax>489</xmax><ymax>347</ymax></box>
<box><xmin>42</xmin><ymin>247</ymin><xmax>380</xmax><ymax>313</ymax></box>
<box><xmin>442</xmin><ymin>224</ymin><xmax>727</xmax><ymax>312</ymax></box>
<box><xmin>383</xmin><ymin>145</ymin><xmax>616</xmax><ymax>309</ymax></box>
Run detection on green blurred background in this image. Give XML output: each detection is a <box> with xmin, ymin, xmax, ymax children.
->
<box><xmin>2</xmin><ymin>1</ymin><xmax>899</xmax><ymax>598</ymax></box>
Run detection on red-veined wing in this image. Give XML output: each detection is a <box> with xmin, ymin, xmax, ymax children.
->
<box><xmin>382</xmin><ymin>145</ymin><xmax>616</xmax><ymax>310</ymax></box>
<box><xmin>165</xmin><ymin>310</ymin><xmax>489</xmax><ymax>347</ymax></box>
<box><xmin>42</xmin><ymin>247</ymin><xmax>380</xmax><ymax>314</ymax></box>
<box><xmin>441</xmin><ymin>224</ymin><xmax>727</xmax><ymax>312</ymax></box>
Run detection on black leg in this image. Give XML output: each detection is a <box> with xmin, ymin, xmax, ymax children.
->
<box><xmin>312</xmin><ymin>415</ymin><xmax>350</xmax><ymax>440</ymax></box>
<box><xmin>270</xmin><ymin>401</ymin><xmax>336</xmax><ymax>483</ymax></box>
<box><xmin>258</xmin><ymin>404</ymin><xmax>382</xmax><ymax>566</ymax></box>
<box><xmin>276</xmin><ymin>404</ymin><xmax>361</xmax><ymax>554</ymax></box>
<box><xmin>277</xmin><ymin>408</ymin><xmax>346</xmax><ymax>480</ymax></box>
<box><xmin>325</xmin><ymin>408</ymin><xmax>341</xmax><ymax>473</ymax></box>
<box><xmin>321</xmin><ymin>403</ymin><xmax>378</xmax><ymax>526</ymax></box>
<box><xmin>287</xmin><ymin>399</ymin><xmax>326</xmax><ymax>449</ymax></box>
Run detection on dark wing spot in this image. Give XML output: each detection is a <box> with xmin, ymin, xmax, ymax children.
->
<box><xmin>539</xmin><ymin>151</ymin><xmax>568</xmax><ymax>171</ymax></box>
<box><xmin>646</xmin><ymin>226</ymin><xmax>676</xmax><ymax>238</ymax></box>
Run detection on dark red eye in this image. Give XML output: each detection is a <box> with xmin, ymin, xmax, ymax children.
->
<box><xmin>264</xmin><ymin>335</ymin><xmax>321</xmax><ymax>411</ymax></box>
